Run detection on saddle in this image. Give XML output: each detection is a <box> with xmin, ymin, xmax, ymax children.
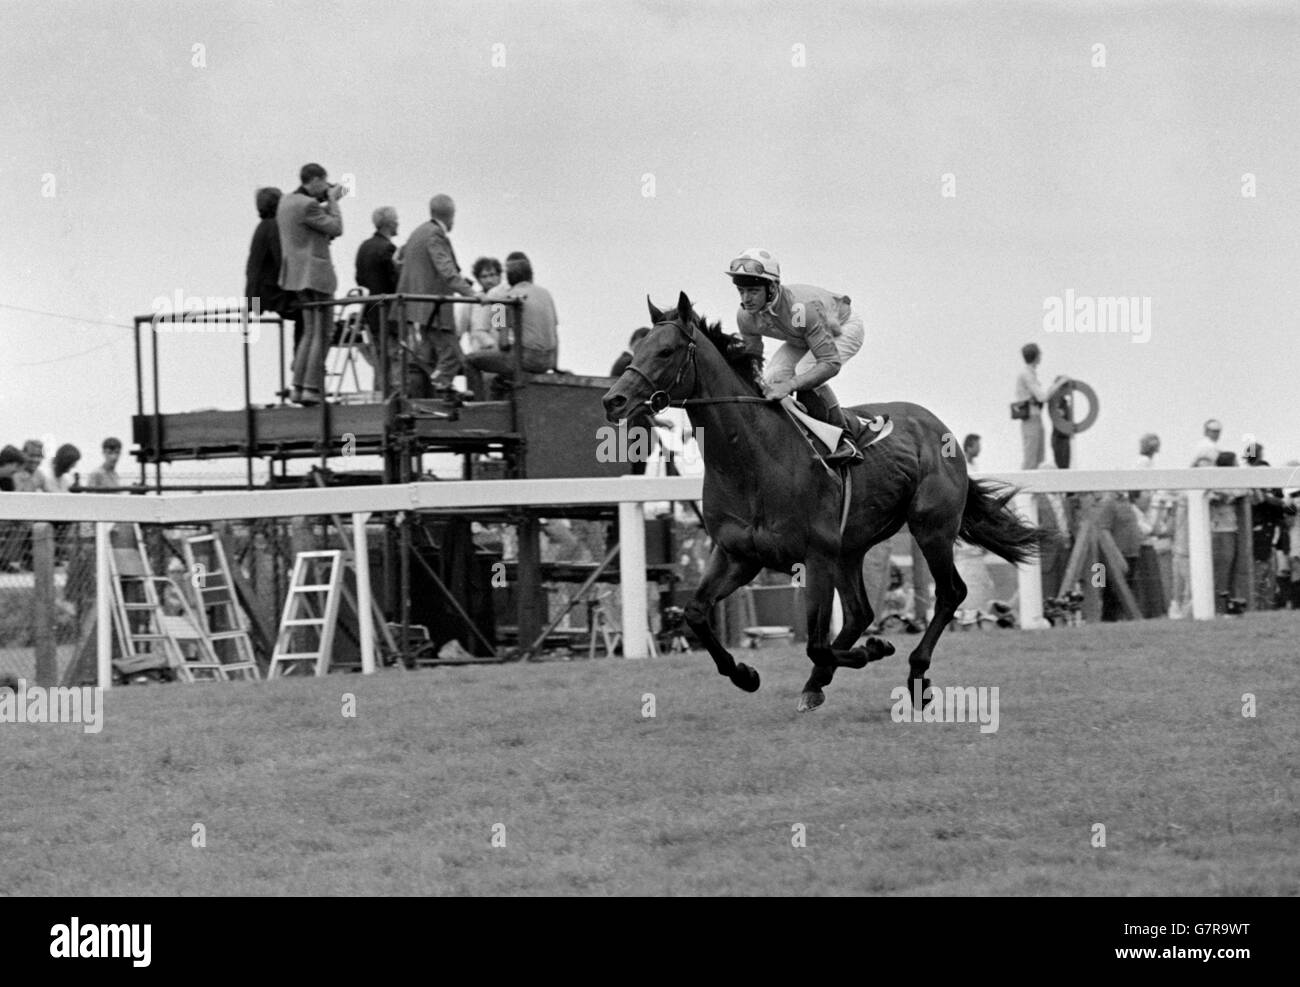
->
<box><xmin>780</xmin><ymin>397</ymin><xmax>892</xmax><ymax>466</ymax></box>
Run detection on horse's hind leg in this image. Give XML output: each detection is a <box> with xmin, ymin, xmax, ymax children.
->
<box><xmin>684</xmin><ymin>545</ymin><xmax>763</xmax><ymax>693</ymax></box>
<box><xmin>906</xmin><ymin>525</ymin><xmax>967</xmax><ymax>710</ymax></box>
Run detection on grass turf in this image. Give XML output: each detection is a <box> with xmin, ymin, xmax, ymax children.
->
<box><xmin>2</xmin><ymin>611</ymin><xmax>1296</xmax><ymax>895</ymax></box>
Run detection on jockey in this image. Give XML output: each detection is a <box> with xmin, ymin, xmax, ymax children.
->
<box><xmin>726</xmin><ymin>247</ymin><xmax>878</xmax><ymax>464</ymax></box>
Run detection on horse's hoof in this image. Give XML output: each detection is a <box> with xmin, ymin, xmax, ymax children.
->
<box><xmin>837</xmin><ymin>647</ymin><xmax>868</xmax><ymax>671</ymax></box>
<box><xmin>908</xmin><ymin>676</ymin><xmax>934</xmax><ymax>710</ymax></box>
<box><xmin>865</xmin><ymin>637</ymin><xmax>896</xmax><ymax>661</ymax></box>
<box><xmin>797</xmin><ymin>690</ymin><xmax>825</xmax><ymax>712</ymax></box>
<box><xmin>731</xmin><ymin>663</ymin><xmax>761</xmax><ymax>693</ymax></box>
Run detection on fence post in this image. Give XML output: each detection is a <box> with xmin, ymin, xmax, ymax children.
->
<box><xmin>618</xmin><ymin>499</ymin><xmax>649</xmax><ymax>659</ymax></box>
<box><xmin>96</xmin><ymin>522</ymin><xmax>113</xmax><ymax>689</ymax></box>
<box><xmin>1015</xmin><ymin>493</ymin><xmax>1049</xmax><ymax>629</ymax></box>
<box><xmin>1186</xmin><ymin>489</ymin><xmax>1215</xmax><ymax>619</ymax></box>
<box><xmin>32</xmin><ymin>523</ymin><xmax>56</xmax><ymax>686</ymax></box>
<box><xmin>352</xmin><ymin>512</ymin><xmax>375</xmax><ymax>674</ymax></box>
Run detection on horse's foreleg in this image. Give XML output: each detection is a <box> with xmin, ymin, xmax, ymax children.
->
<box><xmin>800</xmin><ymin>559</ymin><xmax>895</xmax><ymax>711</ymax></box>
<box><xmin>797</xmin><ymin>557</ymin><xmax>840</xmax><ymax>711</ymax></box>
<box><xmin>684</xmin><ymin>546</ymin><xmax>762</xmax><ymax>693</ymax></box>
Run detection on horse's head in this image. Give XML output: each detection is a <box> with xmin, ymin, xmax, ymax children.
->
<box><xmin>602</xmin><ymin>291</ymin><xmax>762</xmax><ymax>424</ymax></box>
<box><xmin>602</xmin><ymin>291</ymin><xmax>700</xmax><ymax>424</ymax></box>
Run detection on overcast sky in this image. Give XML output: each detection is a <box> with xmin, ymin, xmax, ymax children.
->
<box><xmin>2</xmin><ymin>0</ymin><xmax>1297</xmax><ymax>480</ymax></box>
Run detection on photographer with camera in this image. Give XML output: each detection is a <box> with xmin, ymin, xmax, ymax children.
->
<box><xmin>277</xmin><ymin>162</ymin><xmax>345</xmax><ymax>406</ymax></box>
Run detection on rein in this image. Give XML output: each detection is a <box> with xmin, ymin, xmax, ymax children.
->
<box><xmin>630</xmin><ymin>319</ymin><xmax>771</xmax><ymax>411</ymax></box>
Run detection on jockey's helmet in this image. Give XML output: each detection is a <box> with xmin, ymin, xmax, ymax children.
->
<box><xmin>725</xmin><ymin>247</ymin><xmax>781</xmax><ymax>287</ymax></box>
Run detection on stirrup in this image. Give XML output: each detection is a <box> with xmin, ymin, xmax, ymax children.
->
<box><xmin>824</xmin><ymin>438</ymin><xmax>864</xmax><ymax>465</ymax></box>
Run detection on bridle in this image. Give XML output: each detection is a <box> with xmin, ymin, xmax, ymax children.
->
<box><xmin>623</xmin><ymin>317</ymin><xmax>770</xmax><ymax>414</ymax></box>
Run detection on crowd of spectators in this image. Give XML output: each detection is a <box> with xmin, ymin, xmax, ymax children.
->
<box><xmin>980</xmin><ymin>422</ymin><xmax>1299</xmax><ymax>619</ymax></box>
<box><xmin>0</xmin><ymin>437</ymin><xmax>126</xmax><ymax>571</ymax></box>
<box><xmin>245</xmin><ymin>164</ymin><xmax>559</xmax><ymax>405</ymax></box>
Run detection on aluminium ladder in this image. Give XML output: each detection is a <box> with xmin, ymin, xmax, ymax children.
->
<box><xmin>181</xmin><ymin>533</ymin><xmax>262</xmax><ymax>680</ymax></box>
<box><xmin>268</xmin><ymin>551</ymin><xmax>344</xmax><ymax>677</ymax></box>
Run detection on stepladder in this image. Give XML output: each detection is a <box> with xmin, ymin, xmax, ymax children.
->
<box><xmin>269</xmin><ymin>551</ymin><xmax>344</xmax><ymax>677</ymax></box>
<box><xmin>106</xmin><ymin>528</ymin><xmax>230</xmax><ymax>683</ymax></box>
<box><xmin>588</xmin><ymin>589</ymin><xmax>659</xmax><ymax>659</ymax></box>
<box><xmin>181</xmin><ymin>532</ymin><xmax>262</xmax><ymax>680</ymax></box>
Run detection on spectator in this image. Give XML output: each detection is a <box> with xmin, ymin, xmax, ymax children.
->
<box><xmin>465</xmin><ymin>252</ymin><xmax>558</xmax><ymax>393</ymax></box>
<box><xmin>611</xmin><ymin>327</ymin><xmax>651</xmax><ymax>378</ymax></box>
<box><xmin>51</xmin><ymin>444</ymin><xmax>80</xmax><ymax>492</ymax></box>
<box><xmin>355</xmin><ymin>206</ymin><xmax>401</xmax><ymax>390</ymax></box>
<box><xmin>0</xmin><ymin>445</ymin><xmax>25</xmax><ymax>572</ymax></box>
<box><xmin>1191</xmin><ymin>418</ymin><xmax>1221</xmax><ymax>466</ymax></box>
<box><xmin>85</xmin><ymin>437</ymin><xmax>124</xmax><ymax>491</ymax></box>
<box><xmin>1282</xmin><ymin>465</ymin><xmax>1300</xmax><ymax>609</ymax></box>
<box><xmin>278</xmin><ymin>163</ymin><xmax>345</xmax><ymax>406</ymax></box>
<box><xmin>1012</xmin><ymin>343</ymin><xmax>1067</xmax><ymax>470</ymax></box>
<box><xmin>1032</xmin><ymin>460</ymin><xmax>1074</xmax><ymax>603</ymax></box>
<box><xmin>244</xmin><ymin>187</ymin><xmax>294</xmax><ymax>348</ymax></box>
<box><xmin>0</xmin><ymin>444</ymin><xmax>24</xmax><ymax>492</ymax></box>
<box><xmin>1130</xmin><ymin>491</ymin><xmax>1167</xmax><ymax>618</ymax></box>
<box><xmin>1208</xmin><ymin>450</ymin><xmax>1248</xmax><ymax>613</ymax></box>
<box><xmin>962</xmin><ymin>433</ymin><xmax>981</xmax><ymax>470</ymax></box>
<box><xmin>1244</xmin><ymin>440</ymin><xmax>1292</xmax><ymax>610</ymax></box>
<box><xmin>396</xmin><ymin>194</ymin><xmax>477</xmax><ymax>399</ymax></box>
<box><xmin>459</xmin><ymin>257</ymin><xmax>510</xmax><ymax>399</ymax></box>
<box><xmin>12</xmin><ymin>440</ymin><xmax>54</xmax><ymax>492</ymax></box>
<box><xmin>1136</xmin><ymin>433</ymin><xmax>1160</xmax><ymax>469</ymax></box>
<box><xmin>1096</xmin><ymin>490</ymin><xmax>1141</xmax><ymax>621</ymax></box>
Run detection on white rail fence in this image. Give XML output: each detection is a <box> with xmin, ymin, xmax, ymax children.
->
<box><xmin>2</xmin><ymin>468</ymin><xmax>1294</xmax><ymax>687</ymax></box>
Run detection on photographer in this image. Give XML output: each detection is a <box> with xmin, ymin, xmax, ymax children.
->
<box><xmin>277</xmin><ymin>162</ymin><xmax>345</xmax><ymax>406</ymax></box>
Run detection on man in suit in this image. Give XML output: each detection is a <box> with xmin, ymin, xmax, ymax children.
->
<box><xmin>355</xmin><ymin>206</ymin><xmax>400</xmax><ymax>390</ymax></box>
<box><xmin>277</xmin><ymin>162</ymin><xmax>345</xmax><ymax>405</ymax></box>
<box><xmin>396</xmin><ymin>194</ymin><xmax>477</xmax><ymax>397</ymax></box>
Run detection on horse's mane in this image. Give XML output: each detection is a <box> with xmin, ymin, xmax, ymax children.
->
<box><xmin>686</xmin><ymin>311</ymin><xmax>765</xmax><ymax>395</ymax></box>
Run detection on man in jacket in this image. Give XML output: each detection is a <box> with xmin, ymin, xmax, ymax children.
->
<box><xmin>396</xmin><ymin>194</ymin><xmax>477</xmax><ymax>397</ymax></box>
<box><xmin>277</xmin><ymin>163</ymin><xmax>344</xmax><ymax>405</ymax></box>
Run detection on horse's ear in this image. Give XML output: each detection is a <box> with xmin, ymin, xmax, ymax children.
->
<box><xmin>676</xmin><ymin>291</ymin><xmax>693</xmax><ymax>324</ymax></box>
<box><xmin>647</xmin><ymin>295</ymin><xmax>664</xmax><ymax>324</ymax></box>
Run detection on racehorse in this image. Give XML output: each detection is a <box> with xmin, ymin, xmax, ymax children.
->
<box><xmin>602</xmin><ymin>292</ymin><xmax>1046</xmax><ymax>712</ymax></box>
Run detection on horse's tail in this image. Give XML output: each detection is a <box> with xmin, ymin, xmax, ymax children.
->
<box><xmin>959</xmin><ymin>479</ymin><xmax>1049</xmax><ymax>566</ymax></box>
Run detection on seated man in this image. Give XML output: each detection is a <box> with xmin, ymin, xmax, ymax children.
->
<box><xmin>465</xmin><ymin>252</ymin><xmax>557</xmax><ymax>393</ymax></box>
<box><xmin>458</xmin><ymin>256</ymin><xmax>510</xmax><ymax>399</ymax></box>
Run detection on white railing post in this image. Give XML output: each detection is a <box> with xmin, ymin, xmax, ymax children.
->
<box><xmin>1185</xmin><ymin>489</ymin><xmax>1215</xmax><ymax>620</ymax></box>
<box><xmin>1015</xmin><ymin>493</ymin><xmax>1049</xmax><ymax>629</ymax></box>
<box><xmin>96</xmin><ymin>522</ymin><xmax>113</xmax><ymax>689</ymax></box>
<box><xmin>618</xmin><ymin>499</ymin><xmax>649</xmax><ymax>659</ymax></box>
<box><xmin>352</xmin><ymin>511</ymin><xmax>376</xmax><ymax>674</ymax></box>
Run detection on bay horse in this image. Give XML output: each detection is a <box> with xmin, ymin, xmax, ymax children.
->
<box><xmin>602</xmin><ymin>292</ymin><xmax>1046</xmax><ymax>712</ymax></box>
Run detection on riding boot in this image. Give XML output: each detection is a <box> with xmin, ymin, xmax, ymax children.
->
<box><xmin>821</xmin><ymin>396</ymin><xmax>865</xmax><ymax>465</ymax></box>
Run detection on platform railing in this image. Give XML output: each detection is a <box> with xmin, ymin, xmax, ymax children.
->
<box><xmin>132</xmin><ymin>294</ymin><xmax>523</xmax><ymax>487</ymax></box>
